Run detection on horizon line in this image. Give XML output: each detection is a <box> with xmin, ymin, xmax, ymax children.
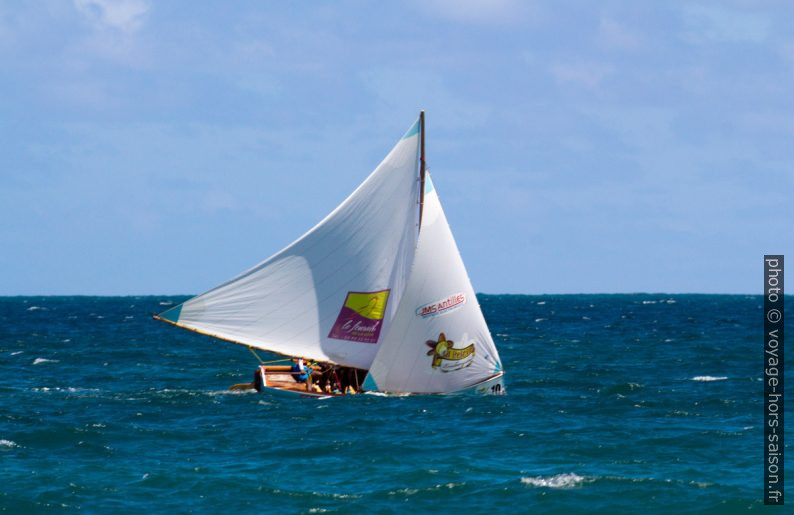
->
<box><xmin>0</xmin><ymin>292</ymin><xmax>785</xmax><ymax>297</ymax></box>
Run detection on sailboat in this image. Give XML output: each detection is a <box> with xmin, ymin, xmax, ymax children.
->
<box><xmin>154</xmin><ymin>112</ymin><xmax>505</xmax><ymax>396</ymax></box>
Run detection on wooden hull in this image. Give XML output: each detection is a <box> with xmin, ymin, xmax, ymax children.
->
<box><xmin>254</xmin><ymin>368</ymin><xmax>505</xmax><ymax>397</ymax></box>
<box><xmin>258</xmin><ymin>368</ymin><xmax>348</xmax><ymax>398</ymax></box>
<box><xmin>261</xmin><ymin>384</ymin><xmax>336</xmax><ymax>399</ymax></box>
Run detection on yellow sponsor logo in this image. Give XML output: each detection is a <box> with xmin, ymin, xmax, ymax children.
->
<box><xmin>345</xmin><ymin>290</ymin><xmax>389</xmax><ymax>320</ymax></box>
<box><xmin>425</xmin><ymin>332</ymin><xmax>475</xmax><ymax>371</ymax></box>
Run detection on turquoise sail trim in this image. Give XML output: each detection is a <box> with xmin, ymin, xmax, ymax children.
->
<box><xmin>401</xmin><ymin>118</ymin><xmax>420</xmax><ymax>140</ymax></box>
<box><xmin>159</xmin><ymin>304</ymin><xmax>182</xmax><ymax>323</ymax></box>
<box><xmin>362</xmin><ymin>372</ymin><xmax>379</xmax><ymax>391</ymax></box>
<box><xmin>424</xmin><ymin>174</ymin><xmax>435</xmax><ymax>194</ymax></box>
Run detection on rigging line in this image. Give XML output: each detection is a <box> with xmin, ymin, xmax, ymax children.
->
<box><xmin>248</xmin><ymin>347</ymin><xmax>265</xmax><ymax>364</ymax></box>
<box><xmin>251</xmin><ymin>351</ymin><xmax>294</xmax><ymax>366</ymax></box>
<box><xmin>262</xmin><ymin>357</ymin><xmax>293</xmax><ymax>365</ymax></box>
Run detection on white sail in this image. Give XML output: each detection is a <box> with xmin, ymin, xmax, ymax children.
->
<box><xmin>363</xmin><ymin>174</ymin><xmax>503</xmax><ymax>393</ymax></box>
<box><xmin>156</xmin><ymin>120</ymin><xmax>422</xmax><ymax>369</ymax></box>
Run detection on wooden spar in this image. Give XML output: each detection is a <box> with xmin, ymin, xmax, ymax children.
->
<box><xmin>418</xmin><ymin>110</ymin><xmax>426</xmax><ymax>228</ymax></box>
<box><xmin>152</xmin><ymin>313</ymin><xmax>339</xmax><ymax>366</ymax></box>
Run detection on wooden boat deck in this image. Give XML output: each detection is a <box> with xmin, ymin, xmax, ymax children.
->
<box><xmin>262</xmin><ymin>371</ymin><xmax>349</xmax><ymax>397</ymax></box>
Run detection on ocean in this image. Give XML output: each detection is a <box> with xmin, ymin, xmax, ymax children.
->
<box><xmin>0</xmin><ymin>294</ymin><xmax>787</xmax><ymax>512</ymax></box>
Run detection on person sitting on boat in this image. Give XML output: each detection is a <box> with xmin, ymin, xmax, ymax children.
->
<box><xmin>316</xmin><ymin>362</ymin><xmax>335</xmax><ymax>393</ymax></box>
<box><xmin>339</xmin><ymin>367</ymin><xmax>359</xmax><ymax>395</ymax></box>
<box><xmin>290</xmin><ymin>357</ymin><xmax>313</xmax><ymax>384</ymax></box>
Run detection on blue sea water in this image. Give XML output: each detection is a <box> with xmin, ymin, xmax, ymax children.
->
<box><xmin>0</xmin><ymin>294</ymin><xmax>788</xmax><ymax>513</ymax></box>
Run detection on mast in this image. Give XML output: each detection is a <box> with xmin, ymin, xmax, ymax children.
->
<box><xmin>418</xmin><ymin>110</ymin><xmax>426</xmax><ymax>227</ymax></box>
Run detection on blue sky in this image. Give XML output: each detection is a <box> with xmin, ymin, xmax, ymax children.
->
<box><xmin>1</xmin><ymin>0</ymin><xmax>791</xmax><ymax>295</ymax></box>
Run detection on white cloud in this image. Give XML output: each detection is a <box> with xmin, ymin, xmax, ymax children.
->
<box><xmin>682</xmin><ymin>4</ymin><xmax>770</xmax><ymax>43</ymax></box>
<box><xmin>65</xmin><ymin>0</ymin><xmax>153</xmax><ymax>70</ymax></box>
<box><xmin>234</xmin><ymin>40</ymin><xmax>275</xmax><ymax>62</ymax></box>
<box><xmin>550</xmin><ymin>62</ymin><xmax>613</xmax><ymax>88</ymax></box>
<box><xmin>201</xmin><ymin>190</ymin><xmax>238</xmax><ymax>213</ymax></box>
<box><xmin>597</xmin><ymin>17</ymin><xmax>641</xmax><ymax>50</ymax></box>
<box><xmin>415</xmin><ymin>0</ymin><xmax>533</xmax><ymax>25</ymax></box>
<box><xmin>74</xmin><ymin>0</ymin><xmax>149</xmax><ymax>33</ymax></box>
<box><xmin>360</xmin><ymin>68</ymin><xmax>491</xmax><ymax>131</ymax></box>
<box><xmin>43</xmin><ymin>78</ymin><xmax>117</xmax><ymax>110</ymax></box>
<box><xmin>0</xmin><ymin>7</ymin><xmax>11</xmax><ymax>47</ymax></box>
<box><xmin>779</xmin><ymin>41</ymin><xmax>794</xmax><ymax>68</ymax></box>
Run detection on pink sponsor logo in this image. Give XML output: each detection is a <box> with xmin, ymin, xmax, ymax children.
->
<box><xmin>415</xmin><ymin>293</ymin><xmax>466</xmax><ymax>319</ymax></box>
<box><xmin>328</xmin><ymin>290</ymin><xmax>390</xmax><ymax>343</ymax></box>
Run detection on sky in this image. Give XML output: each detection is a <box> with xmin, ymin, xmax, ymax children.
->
<box><xmin>1</xmin><ymin>0</ymin><xmax>792</xmax><ymax>295</ymax></box>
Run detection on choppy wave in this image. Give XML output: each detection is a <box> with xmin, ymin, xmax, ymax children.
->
<box><xmin>690</xmin><ymin>376</ymin><xmax>727</xmax><ymax>382</ymax></box>
<box><xmin>521</xmin><ymin>473</ymin><xmax>589</xmax><ymax>488</ymax></box>
<box><xmin>32</xmin><ymin>387</ymin><xmax>100</xmax><ymax>393</ymax></box>
<box><xmin>206</xmin><ymin>389</ymin><xmax>255</xmax><ymax>396</ymax></box>
<box><xmin>32</xmin><ymin>358</ymin><xmax>59</xmax><ymax>365</ymax></box>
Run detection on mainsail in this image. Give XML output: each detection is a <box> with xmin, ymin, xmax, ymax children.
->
<box><xmin>156</xmin><ymin>114</ymin><xmax>504</xmax><ymax>394</ymax></box>
<box><xmin>155</xmin><ymin>120</ymin><xmax>421</xmax><ymax>369</ymax></box>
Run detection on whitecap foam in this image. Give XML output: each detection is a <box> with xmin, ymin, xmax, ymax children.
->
<box><xmin>26</xmin><ymin>306</ymin><xmax>47</xmax><ymax>311</ymax></box>
<box><xmin>10</xmin><ymin>351</ymin><xmax>23</xmax><ymax>356</ymax></box>
<box><xmin>363</xmin><ymin>391</ymin><xmax>411</xmax><ymax>397</ymax></box>
<box><xmin>691</xmin><ymin>376</ymin><xmax>727</xmax><ymax>382</ymax></box>
<box><xmin>33</xmin><ymin>358</ymin><xmax>59</xmax><ymax>365</ymax></box>
<box><xmin>0</xmin><ymin>439</ymin><xmax>18</xmax><ymax>447</ymax></box>
<box><xmin>33</xmin><ymin>386</ymin><xmax>99</xmax><ymax>394</ymax></box>
<box><xmin>521</xmin><ymin>473</ymin><xmax>588</xmax><ymax>488</ymax></box>
<box><xmin>206</xmin><ymin>389</ymin><xmax>254</xmax><ymax>396</ymax></box>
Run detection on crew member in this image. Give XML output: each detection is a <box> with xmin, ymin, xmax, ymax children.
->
<box><xmin>290</xmin><ymin>358</ymin><xmax>313</xmax><ymax>390</ymax></box>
